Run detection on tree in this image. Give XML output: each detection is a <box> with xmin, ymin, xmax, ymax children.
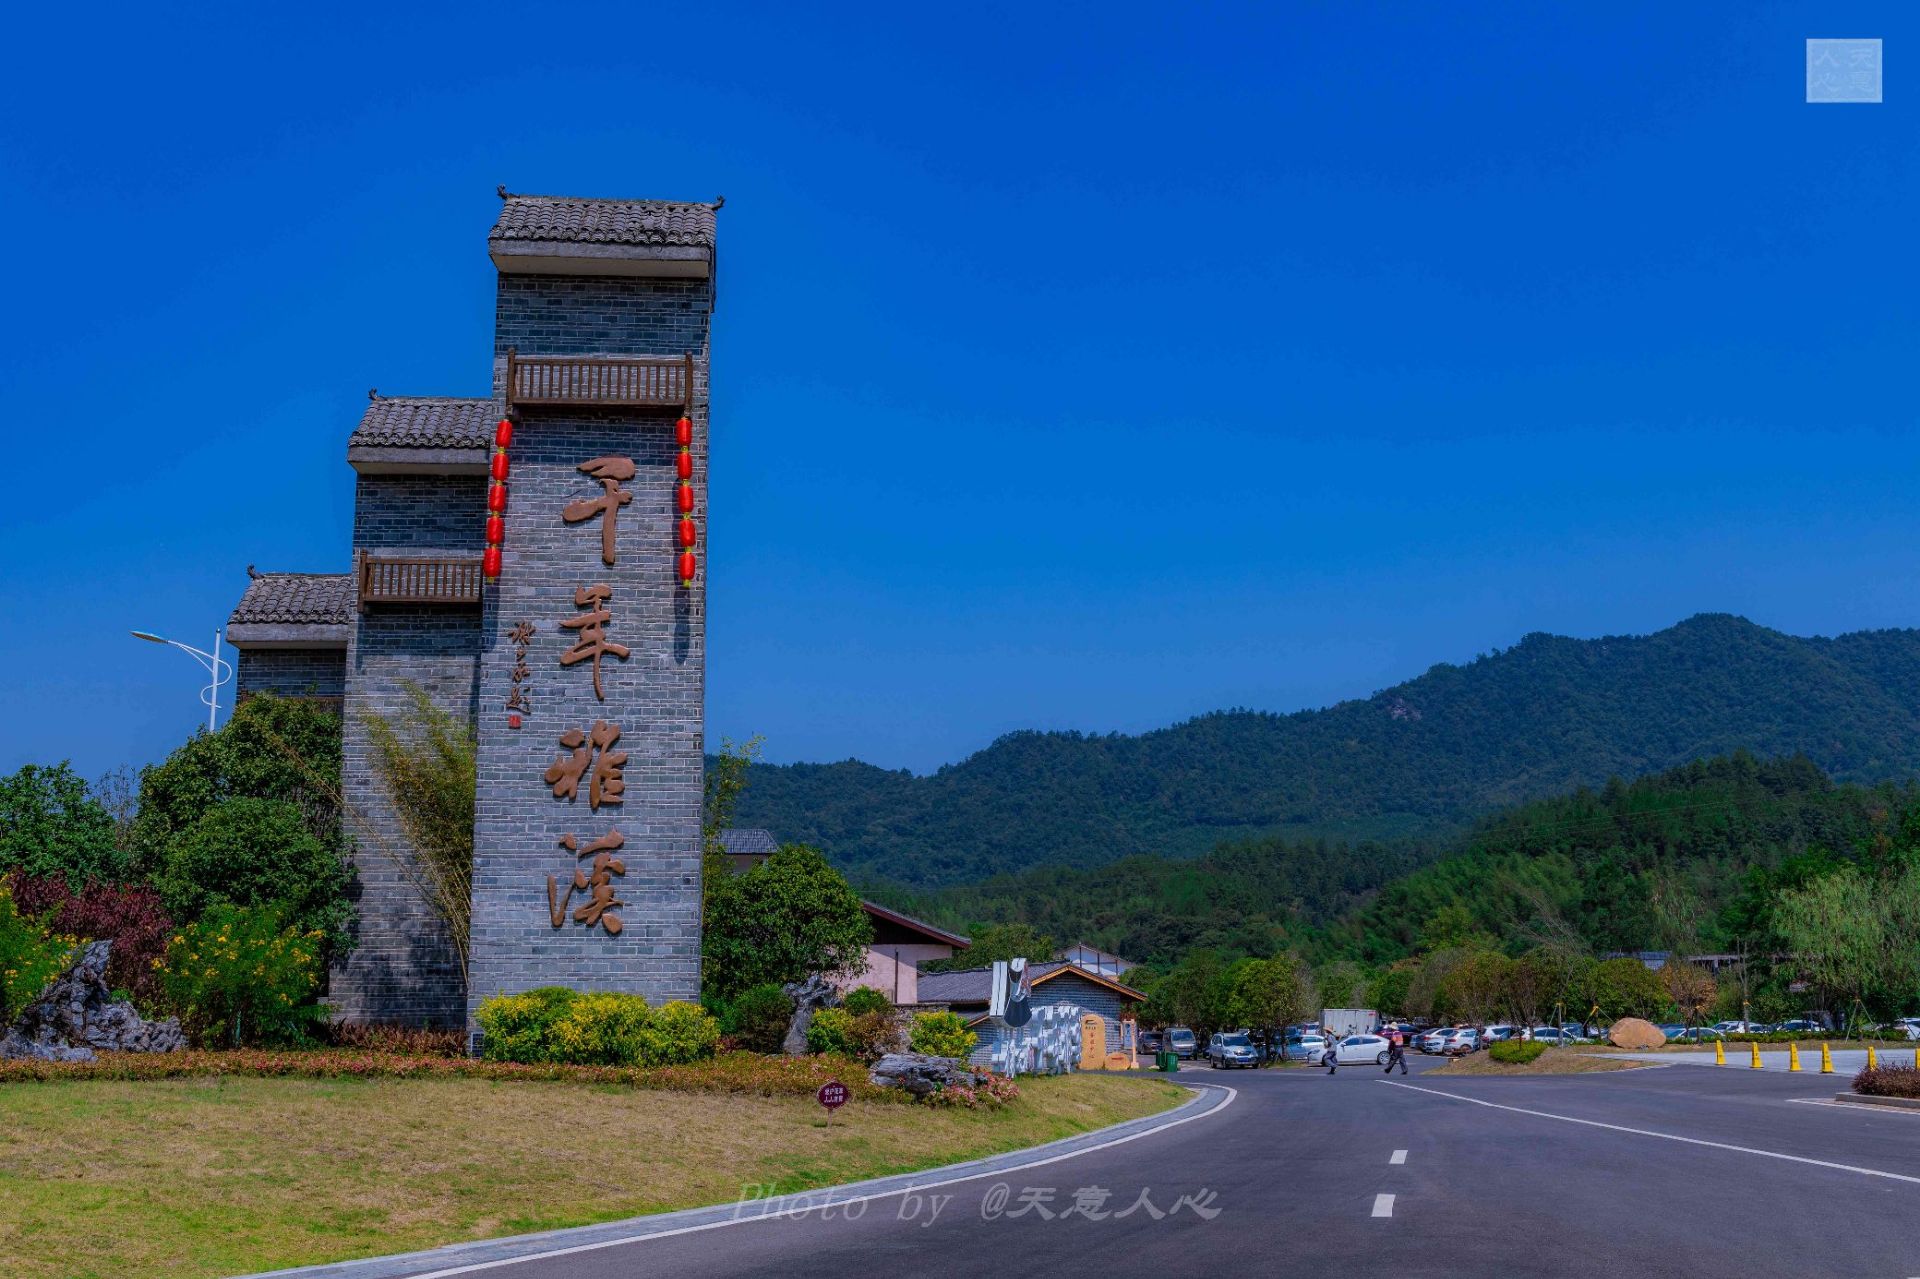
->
<box><xmin>922</xmin><ymin>922</ymin><xmax>1055</xmax><ymax>973</ymax></box>
<box><xmin>1773</xmin><ymin>863</ymin><xmax>1920</xmax><ymax>1021</ymax></box>
<box><xmin>1221</xmin><ymin>955</ymin><xmax>1309</xmax><ymax>1043</ymax></box>
<box><xmin>1314</xmin><ymin>959</ymin><xmax>1368</xmax><ymax>1009</ymax></box>
<box><xmin>1582</xmin><ymin>956</ymin><xmax>1666</xmax><ymax>1021</ymax></box>
<box><xmin>153</xmin><ymin>796</ymin><xmax>353</xmax><ymax>954</ymax></box>
<box><xmin>133</xmin><ymin>694</ymin><xmax>342</xmax><ymax>876</ymax></box>
<box><xmin>702</xmin><ymin>843</ymin><xmax>871</xmax><ymax>1003</ymax></box>
<box><xmin>0</xmin><ymin>762</ymin><xmax>125</xmax><ymax>885</ymax></box>
<box><xmin>701</xmin><ymin>735</ymin><xmax>763</xmax><ymax>904</ymax></box>
<box><xmin>1438</xmin><ymin>949</ymin><xmax>1512</xmax><ymax>1024</ymax></box>
<box><xmin>1660</xmin><ymin>960</ymin><xmax>1718</xmax><ymax>1026</ymax></box>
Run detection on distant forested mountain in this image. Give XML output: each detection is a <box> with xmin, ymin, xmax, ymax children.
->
<box><xmin>876</xmin><ymin>753</ymin><xmax>1918</xmax><ymax>968</ymax></box>
<box><xmin>731</xmin><ymin>615</ymin><xmax>1920</xmax><ymax>889</ymax></box>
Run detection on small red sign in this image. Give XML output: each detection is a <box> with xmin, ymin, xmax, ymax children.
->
<box><xmin>816</xmin><ymin>1080</ymin><xmax>849</xmax><ymax>1111</ymax></box>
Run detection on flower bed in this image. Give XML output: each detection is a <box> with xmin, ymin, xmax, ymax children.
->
<box><xmin>0</xmin><ymin>1047</ymin><xmax>929</xmax><ymax>1101</ymax></box>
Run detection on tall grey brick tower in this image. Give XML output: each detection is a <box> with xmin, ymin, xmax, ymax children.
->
<box><xmin>467</xmin><ymin>194</ymin><xmax>715</xmax><ymax>1026</ymax></box>
<box><xmin>226</xmin><ymin>191</ymin><xmax>717</xmax><ymax>1031</ymax></box>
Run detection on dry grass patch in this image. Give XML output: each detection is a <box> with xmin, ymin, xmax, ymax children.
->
<box><xmin>1429</xmin><ymin>1048</ymin><xmax>1644</xmax><ymax>1077</ymax></box>
<box><xmin>0</xmin><ymin>1071</ymin><xmax>1184</xmax><ymax>1279</ymax></box>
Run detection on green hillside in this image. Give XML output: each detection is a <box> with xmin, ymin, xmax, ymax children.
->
<box><xmin>878</xmin><ymin>752</ymin><xmax>1919</xmax><ymax>969</ymax></box>
<box><xmin>735</xmin><ymin>614</ymin><xmax>1920</xmax><ymax>888</ymax></box>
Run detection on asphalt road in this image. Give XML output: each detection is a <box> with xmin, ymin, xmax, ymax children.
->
<box><xmin>319</xmin><ymin>1056</ymin><xmax>1920</xmax><ymax>1279</ymax></box>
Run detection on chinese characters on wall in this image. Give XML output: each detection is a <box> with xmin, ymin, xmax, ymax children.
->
<box><xmin>542</xmin><ymin>453</ymin><xmax>647</xmax><ymax>937</ymax></box>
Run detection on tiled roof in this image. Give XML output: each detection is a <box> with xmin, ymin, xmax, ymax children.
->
<box><xmin>718</xmin><ymin>828</ymin><xmax>779</xmax><ymax>856</ymax></box>
<box><xmin>490</xmin><ymin>194</ymin><xmax>718</xmax><ymax>248</ymax></box>
<box><xmin>349</xmin><ymin>397</ymin><xmax>496</xmax><ymax>451</ymax></box>
<box><xmin>229</xmin><ymin>573</ymin><xmax>354</xmax><ymax>626</ymax></box>
<box><xmin>862</xmin><ymin>900</ymin><xmax>970</xmax><ymax>949</ymax></box>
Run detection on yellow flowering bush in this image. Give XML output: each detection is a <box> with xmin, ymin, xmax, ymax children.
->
<box><xmin>157</xmin><ymin>905</ymin><xmax>324</xmax><ymax>1047</ymax></box>
<box><xmin>0</xmin><ymin>881</ymin><xmax>79</xmax><ymax>1021</ymax></box>
<box><xmin>476</xmin><ymin>988</ymin><xmax>719</xmax><ymax>1067</ymax></box>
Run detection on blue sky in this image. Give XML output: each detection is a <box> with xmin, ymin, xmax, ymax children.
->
<box><xmin>1</xmin><ymin>3</ymin><xmax>1913</xmax><ymax>780</ymax></box>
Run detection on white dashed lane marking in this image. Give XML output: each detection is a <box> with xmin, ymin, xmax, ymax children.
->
<box><xmin>1372</xmin><ymin>1193</ymin><xmax>1395</xmax><ymax>1218</ymax></box>
<box><xmin>1389</xmin><ymin>1149</ymin><xmax>1407</xmax><ymax>1165</ymax></box>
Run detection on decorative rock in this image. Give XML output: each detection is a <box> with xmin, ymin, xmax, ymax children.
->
<box><xmin>1607</xmin><ymin>1016</ymin><xmax>1666</xmax><ymax>1050</ymax></box>
<box><xmin>868</xmin><ymin>1052</ymin><xmax>988</xmax><ymax>1097</ymax></box>
<box><xmin>780</xmin><ymin>973</ymin><xmax>840</xmax><ymax>1056</ymax></box>
<box><xmin>0</xmin><ymin>940</ymin><xmax>186</xmax><ymax>1062</ymax></box>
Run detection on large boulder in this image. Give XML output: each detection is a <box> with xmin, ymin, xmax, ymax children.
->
<box><xmin>780</xmin><ymin>973</ymin><xmax>840</xmax><ymax>1056</ymax></box>
<box><xmin>0</xmin><ymin>940</ymin><xmax>186</xmax><ymax>1062</ymax></box>
<box><xmin>1607</xmin><ymin>1017</ymin><xmax>1666</xmax><ymax>1050</ymax></box>
<box><xmin>868</xmin><ymin>1052</ymin><xmax>988</xmax><ymax>1097</ymax></box>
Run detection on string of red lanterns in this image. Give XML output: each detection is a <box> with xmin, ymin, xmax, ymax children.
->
<box><xmin>675</xmin><ymin>414</ymin><xmax>697</xmax><ymax>586</ymax></box>
<box><xmin>483</xmin><ymin>417</ymin><xmax>512</xmax><ymax>582</ymax></box>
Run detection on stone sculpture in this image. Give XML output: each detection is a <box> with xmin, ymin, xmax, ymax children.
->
<box><xmin>0</xmin><ymin>941</ymin><xmax>186</xmax><ymax>1062</ymax></box>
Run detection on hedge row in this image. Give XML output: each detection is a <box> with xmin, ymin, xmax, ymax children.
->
<box><xmin>0</xmin><ymin>1048</ymin><xmax>914</xmax><ymax>1101</ymax></box>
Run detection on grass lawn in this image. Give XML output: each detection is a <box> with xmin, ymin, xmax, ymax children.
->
<box><xmin>1429</xmin><ymin>1048</ymin><xmax>1643</xmax><ymax>1077</ymax></box>
<box><xmin>0</xmin><ymin>1071</ymin><xmax>1185</xmax><ymax>1279</ymax></box>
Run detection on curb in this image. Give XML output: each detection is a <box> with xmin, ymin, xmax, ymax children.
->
<box><xmin>1832</xmin><ymin>1092</ymin><xmax>1920</xmax><ymax>1111</ymax></box>
<box><xmin>238</xmin><ymin>1080</ymin><xmax>1234</xmax><ymax>1279</ymax></box>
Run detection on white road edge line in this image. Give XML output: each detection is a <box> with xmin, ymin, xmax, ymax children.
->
<box><xmin>1389</xmin><ymin>1149</ymin><xmax>1407</xmax><ymax>1165</ymax></box>
<box><xmin>1371</xmin><ymin>1193</ymin><xmax>1395</xmax><ymax>1218</ymax></box>
<box><xmin>1788</xmin><ymin>1097</ymin><xmax>1920</xmax><ymax>1118</ymax></box>
<box><xmin>1379</xmin><ymin>1080</ymin><xmax>1920</xmax><ymax>1186</ymax></box>
<box><xmin>385</xmin><ymin>1084</ymin><xmax>1240</xmax><ymax>1278</ymax></box>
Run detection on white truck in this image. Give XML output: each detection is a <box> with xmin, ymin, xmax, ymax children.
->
<box><xmin>1320</xmin><ymin>1008</ymin><xmax>1380</xmax><ymax>1039</ymax></box>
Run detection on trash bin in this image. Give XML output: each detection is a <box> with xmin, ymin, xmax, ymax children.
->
<box><xmin>1158</xmin><ymin>1050</ymin><xmax>1178</xmax><ymax>1072</ymax></box>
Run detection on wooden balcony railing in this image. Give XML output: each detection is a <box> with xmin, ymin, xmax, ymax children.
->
<box><xmin>358</xmin><ymin>555</ymin><xmax>485</xmax><ymax>608</ymax></box>
<box><xmin>504</xmin><ymin>348</ymin><xmax>694</xmax><ymax>410</ymax></box>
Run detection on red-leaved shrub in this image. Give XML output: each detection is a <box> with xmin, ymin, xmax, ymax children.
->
<box><xmin>5</xmin><ymin>873</ymin><xmax>173</xmax><ymax>1008</ymax></box>
<box><xmin>1854</xmin><ymin>1066</ymin><xmax>1920</xmax><ymax>1099</ymax></box>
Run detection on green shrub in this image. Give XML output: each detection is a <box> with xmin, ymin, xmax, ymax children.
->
<box><xmin>842</xmin><ymin>985</ymin><xmax>894</xmax><ymax>1017</ymax></box>
<box><xmin>0</xmin><ymin>763</ymin><xmax>127</xmax><ymax>886</ymax></box>
<box><xmin>476</xmin><ymin>987</ymin><xmax>581</xmax><ymax>1063</ymax></box>
<box><xmin>720</xmin><ymin>983</ymin><xmax>794</xmax><ymax>1054</ymax></box>
<box><xmin>0</xmin><ymin>880</ymin><xmax>79</xmax><ymax>1021</ymax></box>
<box><xmin>155</xmin><ymin>797</ymin><xmax>353</xmax><ymax>954</ymax></box>
<box><xmin>475</xmin><ymin>988</ymin><xmax>720</xmax><ymax>1067</ymax></box>
<box><xmin>157</xmin><ymin>905</ymin><xmax>326</xmax><ymax>1047</ymax></box>
<box><xmin>1489</xmin><ymin>1039</ymin><xmax>1547</xmax><ymax>1064</ymax></box>
<box><xmin>805</xmin><ymin>1007</ymin><xmax>899</xmax><ymax>1061</ymax></box>
<box><xmin>909</xmin><ymin>1010</ymin><xmax>978</xmax><ymax>1059</ymax></box>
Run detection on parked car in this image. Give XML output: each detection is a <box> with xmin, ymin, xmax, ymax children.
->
<box><xmin>1332</xmin><ymin>1034</ymin><xmax>1393</xmax><ymax>1065</ymax></box>
<box><xmin>1166</xmin><ymin>1027</ymin><xmax>1198</xmax><ymax>1059</ymax></box>
<box><xmin>1442</xmin><ymin>1028</ymin><xmax>1481</xmax><ymax>1055</ymax></box>
<box><xmin>1668</xmin><ymin>1027</ymin><xmax>1724</xmax><ymax>1044</ymax></box>
<box><xmin>1206</xmin><ymin>1031</ymin><xmax>1260</xmax><ymax>1069</ymax></box>
<box><xmin>1294</xmin><ymin>1034</ymin><xmax>1331</xmax><ymax>1061</ymax></box>
<box><xmin>1139</xmin><ymin>1030</ymin><xmax>1163</xmax><ymax>1054</ymax></box>
<box><xmin>1772</xmin><ymin>1019</ymin><xmax>1823</xmax><ymax>1035</ymax></box>
<box><xmin>1483</xmin><ymin>1024</ymin><xmax>1521</xmax><ymax>1042</ymax></box>
<box><xmin>1656</xmin><ymin>1024</ymin><xmax>1686</xmax><ymax>1038</ymax></box>
<box><xmin>1893</xmin><ymin>1017</ymin><xmax>1920</xmax><ymax>1041</ymax></box>
<box><xmin>1415</xmin><ymin>1027</ymin><xmax>1455</xmax><ymax>1054</ymax></box>
<box><xmin>1527</xmin><ymin>1026</ymin><xmax>1579</xmax><ymax>1045</ymax></box>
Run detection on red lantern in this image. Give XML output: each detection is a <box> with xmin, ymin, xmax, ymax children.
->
<box><xmin>678</xmin><ymin>517</ymin><xmax>697</xmax><ymax>547</ymax></box>
<box><xmin>675</xmin><ymin>417</ymin><xmax>693</xmax><ymax>447</ymax></box>
<box><xmin>485</xmin><ymin>516</ymin><xmax>505</xmax><ymax>545</ymax></box>
<box><xmin>678</xmin><ymin>551</ymin><xmax>697</xmax><ymax>582</ymax></box>
<box><xmin>487</xmin><ymin>484</ymin><xmax>508</xmax><ymax>513</ymax></box>
<box><xmin>483</xmin><ymin>546</ymin><xmax>503</xmax><ymax>579</ymax></box>
<box><xmin>677</xmin><ymin>483</ymin><xmax>694</xmax><ymax>513</ymax></box>
<box><xmin>676</xmin><ymin>451</ymin><xmax>693</xmax><ymax>480</ymax></box>
<box><xmin>489</xmin><ymin>451</ymin><xmax>510</xmax><ymax>482</ymax></box>
<box><xmin>494</xmin><ymin>418</ymin><xmax>514</xmax><ymax>448</ymax></box>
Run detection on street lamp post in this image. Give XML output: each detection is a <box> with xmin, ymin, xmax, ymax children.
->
<box><xmin>131</xmin><ymin>627</ymin><xmax>233</xmax><ymax>733</ymax></box>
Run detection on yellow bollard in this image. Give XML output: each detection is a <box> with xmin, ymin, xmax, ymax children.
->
<box><xmin>1714</xmin><ymin>1037</ymin><xmax>1726</xmax><ymax>1065</ymax></box>
<box><xmin>1821</xmin><ymin>1042</ymin><xmax>1833</xmax><ymax>1074</ymax></box>
<box><xmin>1789</xmin><ymin>1042</ymin><xmax>1801</xmax><ymax>1072</ymax></box>
<box><xmin>1867</xmin><ymin>1044</ymin><xmax>1878</xmax><ymax>1070</ymax></box>
<box><xmin>1912</xmin><ymin>1044</ymin><xmax>1918</xmax><ymax>1071</ymax></box>
<box><xmin>1750</xmin><ymin>1040</ymin><xmax>1763</xmax><ymax>1069</ymax></box>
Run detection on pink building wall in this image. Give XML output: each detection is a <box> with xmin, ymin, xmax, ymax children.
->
<box><xmin>836</xmin><ymin>942</ymin><xmax>956</xmax><ymax>1004</ymax></box>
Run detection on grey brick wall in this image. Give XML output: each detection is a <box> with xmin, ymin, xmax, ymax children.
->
<box><xmin>235</xmin><ymin>648</ymin><xmax>347</xmax><ymax>700</ymax></box>
<box><xmin>354</xmin><ymin>475</ymin><xmax>486</xmax><ymax>552</ymax></box>
<box><xmin>332</xmin><ymin>606</ymin><xmax>481</xmax><ymax>1026</ymax></box>
<box><xmin>468</xmin><ymin>271</ymin><xmax>709</xmax><ymax>1027</ymax></box>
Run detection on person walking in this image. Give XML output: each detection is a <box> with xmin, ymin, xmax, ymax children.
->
<box><xmin>1323</xmin><ymin>1028</ymin><xmax>1338</xmax><ymax>1076</ymax></box>
<box><xmin>1384</xmin><ymin>1027</ymin><xmax>1407</xmax><ymax>1075</ymax></box>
